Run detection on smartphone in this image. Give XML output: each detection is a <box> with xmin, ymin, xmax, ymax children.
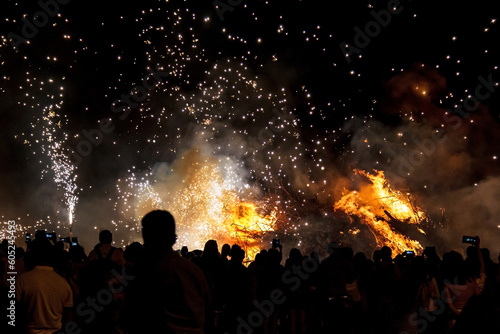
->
<box><xmin>404</xmin><ymin>250</ymin><xmax>415</xmax><ymax>256</ymax></box>
<box><xmin>462</xmin><ymin>236</ymin><xmax>477</xmax><ymax>245</ymax></box>
<box><xmin>272</xmin><ymin>239</ymin><xmax>280</xmax><ymax>248</ymax></box>
<box><xmin>45</xmin><ymin>232</ymin><xmax>57</xmax><ymax>243</ymax></box>
<box><xmin>26</xmin><ymin>233</ymin><xmax>31</xmax><ymax>242</ymax></box>
<box><xmin>71</xmin><ymin>237</ymin><xmax>78</xmax><ymax>246</ymax></box>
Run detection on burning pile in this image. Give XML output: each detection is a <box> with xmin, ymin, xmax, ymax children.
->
<box><xmin>132</xmin><ymin>151</ymin><xmax>277</xmax><ymax>261</ymax></box>
<box><xmin>334</xmin><ymin>169</ymin><xmax>425</xmax><ymax>254</ymax></box>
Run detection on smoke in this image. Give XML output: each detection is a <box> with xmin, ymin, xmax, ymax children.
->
<box><xmin>429</xmin><ymin>176</ymin><xmax>500</xmax><ymax>253</ymax></box>
<box><xmin>341</xmin><ymin>68</ymin><xmax>500</xmax><ymax>256</ymax></box>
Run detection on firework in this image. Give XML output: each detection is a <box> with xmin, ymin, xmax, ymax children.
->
<box><xmin>3</xmin><ymin>1</ymin><xmax>498</xmax><ymax>257</ymax></box>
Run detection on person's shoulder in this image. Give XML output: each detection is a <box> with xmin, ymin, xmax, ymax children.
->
<box><xmin>17</xmin><ymin>268</ymin><xmax>33</xmax><ymax>281</ymax></box>
<box><xmin>175</xmin><ymin>253</ymin><xmax>198</xmax><ymax>267</ymax></box>
<box><xmin>174</xmin><ymin>254</ymin><xmax>206</xmax><ymax>274</ymax></box>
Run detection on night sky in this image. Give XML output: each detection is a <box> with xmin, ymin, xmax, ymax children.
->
<box><xmin>1</xmin><ymin>0</ymin><xmax>499</xmax><ymax>256</ymax></box>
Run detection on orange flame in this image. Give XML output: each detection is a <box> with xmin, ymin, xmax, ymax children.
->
<box><xmin>136</xmin><ymin>159</ymin><xmax>277</xmax><ymax>261</ymax></box>
<box><xmin>227</xmin><ymin>201</ymin><xmax>277</xmax><ymax>261</ymax></box>
<box><xmin>334</xmin><ymin>169</ymin><xmax>424</xmax><ymax>254</ymax></box>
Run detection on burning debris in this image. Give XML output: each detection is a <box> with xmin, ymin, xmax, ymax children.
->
<box><xmin>129</xmin><ymin>149</ymin><xmax>277</xmax><ymax>261</ymax></box>
<box><xmin>334</xmin><ymin>169</ymin><xmax>427</xmax><ymax>254</ymax></box>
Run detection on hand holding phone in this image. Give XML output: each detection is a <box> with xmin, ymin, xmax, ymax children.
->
<box><xmin>462</xmin><ymin>235</ymin><xmax>478</xmax><ymax>245</ymax></box>
<box><xmin>403</xmin><ymin>250</ymin><xmax>415</xmax><ymax>257</ymax></box>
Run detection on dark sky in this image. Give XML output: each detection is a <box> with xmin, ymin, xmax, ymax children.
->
<box><xmin>1</xmin><ymin>0</ymin><xmax>499</xmax><ymax>254</ymax></box>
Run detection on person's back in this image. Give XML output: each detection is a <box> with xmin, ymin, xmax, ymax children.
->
<box><xmin>320</xmin><ymin>250</ymin><xmax>350</xmax><ymax>296</ymax></box>
<box><xmin>127</xmin><ymin>249</ymin><xmax>210</xmax><ymax>333</ymax></box>
<box><xmin>17</xmin><ymin>267</ymin><xmax>73</xmax><ymax>333</ymax></box>
<box><xmin>16</xmin><ymin>239</ymin><xmax>73</xmax><ymax>334</ymax></box>
<box><xmin>87</xmin><ymin>230</ymin><xmax>125</xmax><ymax>267</ymax></box>
<box><xmin>442</xmin><ymin>249</ymin><xmax>482</xmax><ymax>326</ymax></box>
<box><xmin>123</xmin><ymin>210</ymin><xmax>211</xmax><ymax>334</ymax></box>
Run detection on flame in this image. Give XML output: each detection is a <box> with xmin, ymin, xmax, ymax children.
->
<box><xmin>227</xmin><ymin>202</ymin><xmax>277</xmax><ymax>260</ymax></box>
<box><xmin>134</xmin><ymin>158</ymin><xmax>277</xmax><ymax>261</ymax></box>
<box><xmin>334</xmin><ymin>169</ymin><xmax>424</xmax><ymax>254</ymax></box>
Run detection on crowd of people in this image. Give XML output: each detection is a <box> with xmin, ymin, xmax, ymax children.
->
<box><xmin>1</xmin><ymin>209</ymin><xmax>500</xmax><ymax>334</ymax></box>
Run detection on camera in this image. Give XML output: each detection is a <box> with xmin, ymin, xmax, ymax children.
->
<box><xmin>462</xmin><ymin>235</ymin><xmax>478</xmax><ymax>245</ymax></box>
<box><xmin>403</xmin><ymin>250</ymin><xmax>415</xmax><ymax>256</ymax></box>
<box><xmin>272</xmin><ymin>238</ymin><xmax>280</xmax><ymax>248</ymax></box>
<box><xmin>60</xmin><ymin>237</ymin><xmax>70</xmax><ymax>243</ymax></box>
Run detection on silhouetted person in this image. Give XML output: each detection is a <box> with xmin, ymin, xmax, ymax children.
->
<box><xmin>181</xmin><ymin>245</ymin><xmax>189</xmax><ymax>258</ymax></box>
<box><xmin>67</xmin><ymin>244</ymin><xmax>87</xmax><ymax>302</ymax></box>
<box><xmin>123</xmin><ymin>241</ymin><xmax>144</xmax><ymax>277</ymax></box>
<box><xmin>15</xmin><ymin>239</ymin><xmax>73</xmax><ymax>333</ymax></box>
<box><xmin>197</xmin><ymin>240</ymin><xmax>228</xmax><ymax>331</ymax></box>
<box><xmin>123</xmin><ymin>210</ymin><xmax>211</xmax><ymax>334</ymax></box>
<box><xmin>87</xmin><ymin>230</ymin><xmax>125</xmax><ymax>267</ymax></box>
<box><xmin>369</xmin><ymin>246</ymin><xmax>399</xmax><ymax>333</ymax></box>
<box><xmin>320</xmin><ymin>246</ymin><xmax>357</xmax><ymax>334</ymax></box>
<box><xmin>224</xmin><ymin>244</ymin><xmax>252</xmax><ymax>332</ymax></box>
<box><xmin>442</xmin><ymin>249</ymin><xmax>481</xmax><ymax>328</ymax></box>
<box><xmin>77</xmin><ymin>256</ymin><xmax>123</xmax><ymax>334</ymax></box>
<box><xmin>284</xmin><ymin>248</ymin><xmax>307</xmax><ymax>334</ymax></box>
<box><xmin>221</xmin><ymin>243</ymin><xmax>231</xmax><ymax>261</ymax></box>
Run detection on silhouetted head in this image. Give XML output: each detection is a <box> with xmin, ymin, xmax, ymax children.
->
<box><xmin>181</xmin><ymin>246</ymin><xmax>189</xmax><ymax>256</ymax></box>
<box><xmin>203</xmin><ymin>240</ymin><xmax>219</xmax><ymax>259</ymax></box>
<box><xmin>327</xmin><ymin>241</ymin><xmax>339</xmax><ymax>254</ymax></box>
<box><xmin>267</xmin><ymin>248</ymin><xmax>282</xmax><ymax>265</ymax></box>
<box><xmin>423</xmin><ymin>246</ymin><xmax>440</xmax><ymax>262</ymax></box>
<box><xmin>231</xmin><ymin>244</ymin><xmax>242</xmax><ymax>257</ymax></box>
<box><xmin>288</xmin><ymin>248</ymin><xmax>302</xmax><ymax>265</ymax></box>
<box><xmin>124</xmin><ymin>242</ymin><xmax>144</xmax><ymax>262</ymax></box>
<box><xmin>30</xmin><ymin>239</ymin><xmax>55</xmax><ymax>266</ymax></box>
<box><xmin>380</xmin><ymin>246</ymin><xmax>392</xmax><ymax>260</ymax></box>
<box><xmin>465</xmin><ymin>245</ymin><xmax>476</xmax><ymax>259</ymax></box>
<box><xmin>230</xmin><ymin>244</ymin><xmax>245</xmax><ymax>262</ymax></box>
<box><xmin>480</xmin><ymin>248</ymin><xmax>491</xmax><ymax>261</ymax></box>
<box><xmin>69</xmin><ymin>244</ymin><xmax>87</xmax><ymax>263</ymax></box>
<box><xmin>255</xmin><ymin>253</ymin><xmax>264</xmax><ymax>265</ymax></box>
<box><xmin>340</xmin><ymin>246</ymin><xmax>354</xmax><ymax>261</ymax></box>
<box><xmin>1</xmin><ymin>239</ymin><xmax>8</xmax><ymax>252</ymax></box>
<box><xmin>55</xmin><ymin>240</ymin><xmax>65</xmax><ymax>250</ymax></box>
<box><xmin>141</xmin><ymin>210</ymin><xmax>177</xmax><ymax>250</ymax></box>
<box><xmin>354</xmin><ymin>251</ymin><xmax>367</xmax><ymax>264</ymax></box>
<box><xmin>15</xmin><ymin>247</ymin><xmax>25</xmax><ymax>259</ymax></box>
<box><xmin>221</xmin><ymin>243</ymin><xmax>231</xmax><ymax>258</ymax></box>
<box><xmin>442</xmin><ymin>250</ymin><xmax>466</xmax><ymax>283</ymax></box>
<box><xmin>35</xmin><ymin>230</ymin><xmax>47</xmax><ymax>240</ymax></box>
<box><xmin>99</xmin><ymin>230</ymin><xmax>113</xmax><ymax>244</ymax></box>
<box><xmin>184</xmin><ymin>251</ymin><xmax>194</xmax><ymax>260</ymax></box>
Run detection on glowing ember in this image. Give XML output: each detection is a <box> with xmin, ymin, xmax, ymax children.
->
<box><xmin>334</xmin><ymin>169</ymin><xmax>424</xmax><ymax>254</ymax></box>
